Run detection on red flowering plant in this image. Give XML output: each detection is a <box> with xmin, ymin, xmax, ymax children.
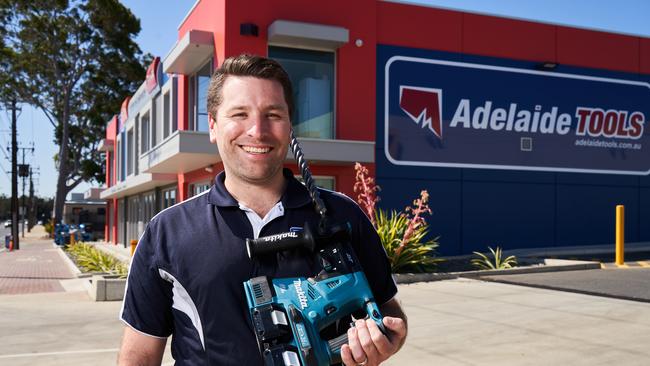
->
<box><xmin>353</xmin><ymin>163</ymin><xmax>441</xmax><ymax>273</ymax></box>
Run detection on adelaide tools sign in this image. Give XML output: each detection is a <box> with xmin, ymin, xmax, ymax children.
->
<box><xmin>380</xmin><ymin>46</ymin><xmax>650</xmax><ymax>175</ymax></box>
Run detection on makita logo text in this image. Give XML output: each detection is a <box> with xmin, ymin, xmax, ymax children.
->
<box><xmin>449</xmin><ymin>99</ymin><xmax>645</xmax><ymax>139</ymax></box>
<box><xmin>261</xmin><ymin>232</ymin><xmax>298</xmax><ymax>243</ymax></box>
<box><xmin>293</xmin><ymin>280</ymin><xmax>308</xmax><ymax>310</ymax></box>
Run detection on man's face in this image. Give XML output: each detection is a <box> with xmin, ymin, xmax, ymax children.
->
<box><xmin>209</xmin><ymin>76</ymin><xmax>291</xmax><ymax>186</ymax></box>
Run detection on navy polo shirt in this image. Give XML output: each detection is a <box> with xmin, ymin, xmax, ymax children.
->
<box><xmin>121</xmin><ymin>169</ymin><xmax>397</xmax><ymax>365</ymax></box>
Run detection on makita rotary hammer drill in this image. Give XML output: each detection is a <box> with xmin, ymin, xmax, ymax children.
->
<box><xmin>243</xmin><ymin>131</ymin><xmax>386</xmax><ymax>366</ymax></box>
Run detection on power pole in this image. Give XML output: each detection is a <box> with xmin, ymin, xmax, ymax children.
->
<box><xmin>10</xmin><ymin>98</ymin><xmax>19</xmax><ymax>250</ymax></box>
<box><xmin>28</xmin><ymin>167</ymin><xmax>39</xmax><ymax>231</ymax></box>
<box><xmin>28</xmin><ymin>167</ymin><xmax>34</xmax><ymax>232</ymax></box>
<box><xmin>17</xmin><ymin>146</ymin><xmax>33</xmax><ymax>238</ymax></box>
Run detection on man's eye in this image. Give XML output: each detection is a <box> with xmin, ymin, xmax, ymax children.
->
<box><xmin>267</xmin><ymin>113</ymin><xmax>282</xmax><ymax>119</ymax></box>
<box><xmin>232</xmin><ymin>113</ymin><xmax>247</xmax><ymax>118</ymax></box>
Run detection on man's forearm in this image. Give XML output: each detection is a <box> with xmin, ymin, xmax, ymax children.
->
<box><xmin>118</xmin><ymin>326</ymin><xmax>167</xmax><ymax>366</ymax></box>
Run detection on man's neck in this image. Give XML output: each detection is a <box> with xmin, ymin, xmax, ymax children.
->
<box><xmin>224</xmin><ymin>172</ymin><xmax>286</xmax><ymax>218</ymax></box>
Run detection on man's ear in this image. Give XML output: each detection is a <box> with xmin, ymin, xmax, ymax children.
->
<box><xmin>208</xmin><ymin>113</ymin><xmax>218</xmax><ymax>144</ymax></box>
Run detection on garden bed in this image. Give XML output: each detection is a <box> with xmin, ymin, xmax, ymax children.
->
<box><xmin>60</xmin><ymin>243</ymin><xmax>128</xmax><ymax>301</ymax></box>
<box><xmin>394</xmin><ymin>257</ymin><xmax>600</xmax><ymax>284</ymax></box>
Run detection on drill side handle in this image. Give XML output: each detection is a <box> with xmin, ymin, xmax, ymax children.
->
<box><xmin>246</xmin><ymin>224</ymin><xmax>316</xmax><ymax>258</ymax></box>
<box><xmin>327</xmin><ymin>333</ymin><xmax>348</xmax><ymax>364</ymax></box>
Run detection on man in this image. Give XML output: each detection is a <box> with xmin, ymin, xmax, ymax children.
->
<box><xmin>118</xmin><ymin>54</ymin><xmax>407</xmax><ymax>366</ymax></box>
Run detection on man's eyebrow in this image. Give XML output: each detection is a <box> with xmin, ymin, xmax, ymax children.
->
<box><xmin>224</xmin><ymin>106</ymin><xmax>248</xmax><ymax>112</ymax></box>
<box><xmin>266</xmin><ymin>104</ymin><xmax>288</xmax><ymax>111</ymax></box>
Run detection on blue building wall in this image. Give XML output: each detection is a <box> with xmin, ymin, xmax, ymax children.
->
<box><xmin>376</xmin><ymin>45</ymin><xmax>650</xmax><ymax>256</ymax></box>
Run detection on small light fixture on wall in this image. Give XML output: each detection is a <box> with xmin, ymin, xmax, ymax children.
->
<box><xmin>537</xmin><ymin>62</ymin><xmax>558</xmax><ymax>71</ymax></box>
<box><xmin>205</xmin><ymin>166</ymin><xmax>214</xmax><ymax>173</ymax></box>
<box><xmin>240</xmin><ymin>23</ymin><xmax>259</xmax><ymax>37</ymax></box>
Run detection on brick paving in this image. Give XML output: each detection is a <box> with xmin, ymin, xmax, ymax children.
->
<box><xmin>0</xmin><ymin>238</ymin><xmax>75</xmax><ymax>295</ymax></box>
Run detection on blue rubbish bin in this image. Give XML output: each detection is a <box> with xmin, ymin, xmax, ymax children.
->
<box><xmin>4</xmin><ymin>235</ymin><xmax>11</xmax><ymax>249</ymax></box>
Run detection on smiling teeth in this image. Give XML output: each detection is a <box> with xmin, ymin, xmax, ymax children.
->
<box><xmin>242</xmin><ymin>146</ymin><xmax>271</xmax><ymax>154</ymax></box>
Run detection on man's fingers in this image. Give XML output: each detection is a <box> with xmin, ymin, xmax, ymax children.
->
<box><xmin>340</xmin><ymin>344</ymin><xmax>356</xmax><ymax>366</ymax></box>
<box><xmin>347</xmin><ymin>325</ymin><xmax>367</xmax><ymax>364</ymax></box>
<box><xmin>365</xmin><ymin>319</ymin><xmax>393</xmax><ymax>355</ymax></box>
<box><xmin>355</xmin><ymin>320</ymin><xmax>380</xmax><ymax>361</ymax></box>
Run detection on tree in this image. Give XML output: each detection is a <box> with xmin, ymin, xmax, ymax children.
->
<box><xmin>1</xmin><ymin>0</ymin><xmax>148</xmax><ymax>224</ymax></box>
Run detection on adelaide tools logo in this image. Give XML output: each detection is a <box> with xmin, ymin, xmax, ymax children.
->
<box><xmin>399</xmin><ymin>85</ymin><xmax>443</xmax><ymax>139</ymax></box>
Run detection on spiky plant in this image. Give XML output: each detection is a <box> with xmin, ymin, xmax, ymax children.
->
<box><xmin>471</xmin><ymin>246</ymin><xmax>518</xmax><ymax>270</ymax></box>
<box><xmin>375</xmin><ymin>207</ymin><xmax>441</xmax><ymax>273</ymax></box>
<box><xmin>354</xmin><ymin>162</ymin><xmax>442</xmax><ymax>273</ymax></box>
<box><xmin>66</xmin><ymin>243</ymin><xmax>128</xmax><ymax>278</ymax></box>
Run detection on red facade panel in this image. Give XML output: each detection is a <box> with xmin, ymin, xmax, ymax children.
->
<box><xmin>557</xmin><ymin>27</ymin><xmax>640</xmax><ymax>73</ymax></box>
<box><xmin>376</xmin><ymin>2</ymin><xmax>462</xmax><ymax>53</ymax></box>
<box><xmin>641</xmin><ymin>38</ymin><xmax>650</xmax><ymax>74</ymax></box>
<box><xmin>462</xmin><ymin>13</ymin><xmax>556</xmax><ymax>62</ymax></box>
<box><xmin>283</xmin><ymin>163</ymin><xmax>370</xmax><ymax>199</ymax></box>
<box><xmin>222</xmin><ymin>0</ymin><xmax>377</xmax><ymax>141</ymax></box>
<box><xmin>178</xmin><ymin>0</ymin><xmax>226</xmax><ymax>62</ymax></box>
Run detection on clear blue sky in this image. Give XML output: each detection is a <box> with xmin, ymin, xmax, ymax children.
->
<box><xmin>1</xmin><ymin>0</ymin><xmax>649</xmax><ymax>198</ymax></box>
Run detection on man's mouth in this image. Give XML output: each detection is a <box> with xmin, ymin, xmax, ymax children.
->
<box><xmin>241</xmin><ymin>145</ymin><xmax>272</xmax><ymax>154</ymax></box>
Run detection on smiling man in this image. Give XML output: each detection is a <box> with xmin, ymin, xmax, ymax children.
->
<box><xmin>117</xmin><ymin>54</ymin><xmax>407</xmax><ymax>366</ymax></box>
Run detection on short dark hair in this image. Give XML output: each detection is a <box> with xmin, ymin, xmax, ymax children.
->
<box><xmin>206</xmin><ymin>54</ymin><xmax>293</xmax><ymax>119</ymax></box>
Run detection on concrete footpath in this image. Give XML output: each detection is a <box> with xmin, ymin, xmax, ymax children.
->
<box><xmin>0</xmin><ymin>226</ymin><xmax>74</xmax><ymax>295</ymax></box>
<box><xmin>1</xmin><ymin>279</ymin><xmax>649</xmax><ymax>365</ymax></box>
<box><xmin>385</xmin><ymin>279</ymin><xmax>650</xmax><ymax>366</ymax></box>
<box><xmin>1</xmin><ymin>232</ymin><xmax>650</xmax><ymax>365</ymax></box>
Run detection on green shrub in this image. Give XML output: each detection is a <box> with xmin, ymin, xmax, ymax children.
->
<box><xmin>375</xmin><ymin>209</ymin><xmax>441</xmax><ymax>273</ymax></box>
<box><xmin>44</xmin><ymin>220</ymin><xmax>54</xmax><ymax>238</ymax></box>
<box><xmin>66</xmin><ymin>243</ymin><xmax>128</xmax><ymax>278</ymax></box>
<box><xmin>471</xmin><ymin>246</ymin><xmax>517</xmax><ymax>270</ymax></box>
<box><xmin>354</xmin><ymin>163</ymin><xmax>442</xmax><ymax>273</ymax></box>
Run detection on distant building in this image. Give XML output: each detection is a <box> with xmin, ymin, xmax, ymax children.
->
<box><xmin>63</xmin><ymin>189</ymin><xmax>106</xmax><ymax>240</ymax></box>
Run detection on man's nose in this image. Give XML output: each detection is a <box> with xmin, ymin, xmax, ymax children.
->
<box><xmin>246</xmin><ymin>113</ymin><xmax>269</xmax><ymax>138</ymax></box>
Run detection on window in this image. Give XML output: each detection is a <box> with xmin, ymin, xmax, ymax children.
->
<box><xmin>189</xmin><ymin>60</ymin><xmax>212</xmax><ymax>132</ymax></box>
<box><xmin>134</xmin><ymin>117</ymin><xmax>139</xmax><ymax>174</ymax></box>
<box><xmin>118</xmin><ymin>131</ymin><xmax>126</xmax><ymax>181</ymax></box>
<box><xmin>140</xmin><ymin>112</ymin><xmax>150</xmax><ymax>153</ymax></box>
<box><xmin>162</xmin><ymin>187</ymin><xmax>177</xmax><ymax>209</ymax></box>
<box><xmin>163</xmin><ymin>91</ymin><xmax>170</xmax><ymax>139</ymax></box>
<box><xmin>127</xmin><ymin>128</ymin><xmax>133</xmax><ymax>176</ymax></box>
<box><xmin>190</xmin><ymin>181</ymin><xmax>211</xmax><ymax>197</ymax></box>
<box><xmin>142</xmin><ymin>190</ymin><xmax>156</xmax><ymax>223</ymax></box>
<box><xmin>269</xmin><ymin>46</ymin><xmax>334</xmax><ymax>139</ymax></box>
<box><xmin>152</xmin><ymin>95</ymin><xmax>160</xmax><ymax>147</ymax></box>
<box><xmin>107</xmin><ymin>152</ymin><xmax>113</xmax><ymax>185</ymax></box>
<box><xmin>116</xmin><ymin>139</ymin><xmax>121</xmax><ymax>182</ymax></box>
<box><xmin>295</xmin><ymin>175</ymin><xmax>335</xmax><ymax>191</ymax></box>
<box><xmin>161</xmin><ymin>76</ymin><xmax>177</xmax><ymax>140</ymax></box>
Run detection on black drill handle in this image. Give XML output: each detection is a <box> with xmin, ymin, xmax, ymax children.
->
<box><xmin>246</xmin><ymin>224</ymin><xmax>316</xmax><ymax>258</ymax></box>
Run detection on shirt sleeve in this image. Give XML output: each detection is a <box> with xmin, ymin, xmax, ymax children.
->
<box><xmin>120</xmin><ymin>223</ymin><xmax>174</xmax><ymax>338</ymax></box>
<box><xmin>350</xmin><ymin>203</ymin><xmax>398</xmax><ymax>306</ymax></box>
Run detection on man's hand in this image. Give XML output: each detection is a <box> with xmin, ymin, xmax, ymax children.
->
<box><xmin>340</xmin><ymin>298</ymin><xmax>408</xmax><ymax>366</ymax></box>
<box><xmin>340</xmin><ymin>316</ymin><xmax>407</xmax><ymax>366</ymax></box>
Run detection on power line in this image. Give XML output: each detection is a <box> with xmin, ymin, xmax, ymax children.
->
<box><xmin>0</xmin><ymin>163</ymin><xmax>10</xmax><ymax>181</ymax></box>
<box><xmin>0</xmin><ymin>141</ymin><xmax>11</xmax><ymax>161</ymax></box>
